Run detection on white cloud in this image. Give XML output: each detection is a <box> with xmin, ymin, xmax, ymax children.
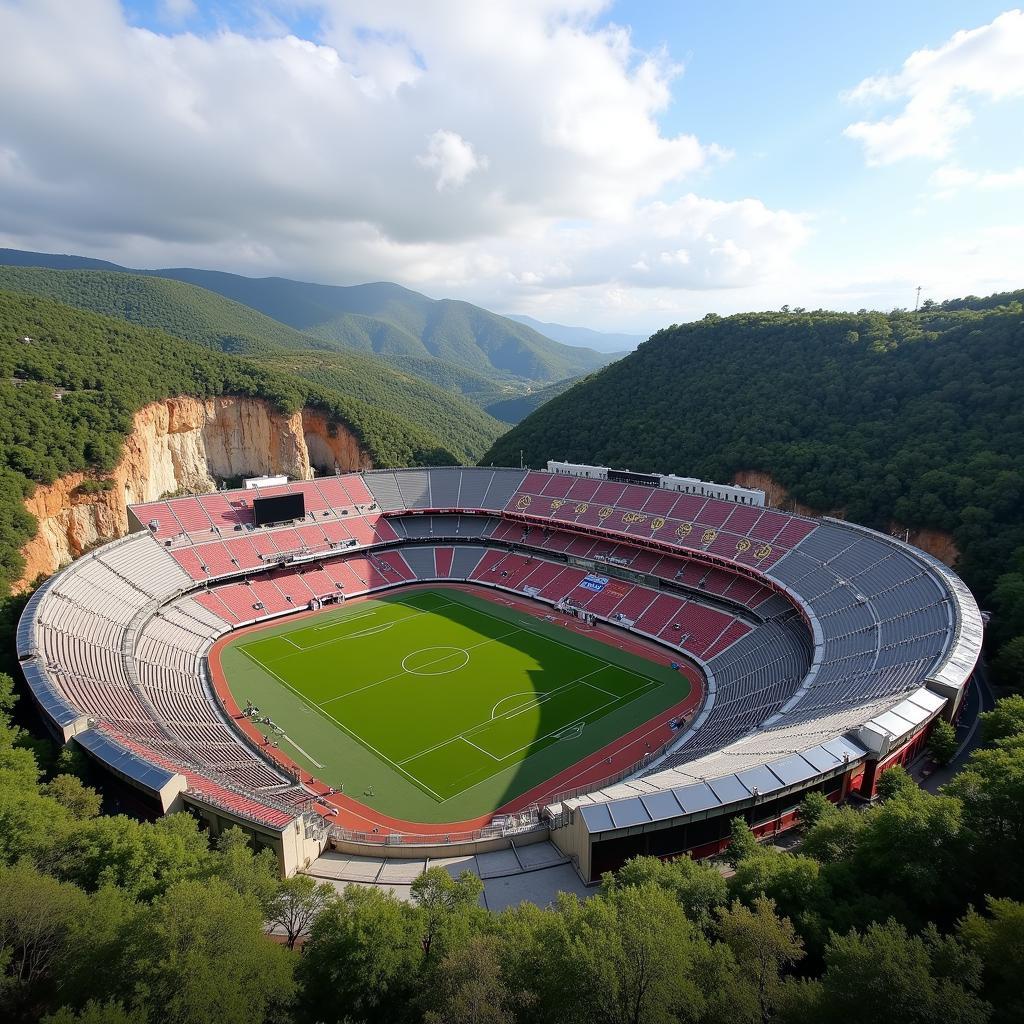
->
<box><xmin>0</xmin><ymin>0</ymin><xmax>809</xmax><ymax>329</ymax></box>
<box><xmin>929</xmin><ymin>162</ymin><xmax>1024</xmax><ymax>199</ymax></box>
<box><xmin>416</xmin><ymin>130</ymin><xmax>487</xmax><ymax>191</ymax></box>
<box><xmin>508</xmin><ymin>194</ymin><xmax>809</xmax><ymax>291</ymax></box>
<box><xmin>843</xmin><ymin>9</ymin><xmax>1024</xmax><ymax>165</ymax></box>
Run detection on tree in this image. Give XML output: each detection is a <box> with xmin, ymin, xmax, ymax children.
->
<box><xmin>41</xmin><ymin>776</ymin><xmax>101</xmax><ymax>820</ymax></box>
<box><xmin>959</xmin><ymin>898</ymin><xmax>1024</xmax><ymax>1024</ymax></box>
<box><xmin>727</xmin><ymin>818</ymin><xmax>760</xmax><ymax>867</ymax></box>
<box><xmin>409</xmin><ymin>867</ymin><xmax>484</xmax><ymax>966</ymax></box>
<box><xmin>602</xmin><ymin>855</ymin><xmax>728</xmax><ymax>929</ymax></box>
<box><xmin>978</xmin><ymin>695</ymin><xmax>1024</xmax><ymax>744</ymax></box>
<box><xmin>268</xmin><ymin>874</ymin><xmax>336</xmax><ymax>950</ymax></box>
<box><xmin>817</xmin><ymin>919</ymin><xmax>990</xmax><ymax>1024</ymax></box>
<box><xmin>213</xmin><ymin>827</ymin><xmax>279</xmax><ymax>911</ymax></box>
<box><xmin>54</xmin><ymin>812</ymin><xmax>214</xmax><ymax>900</ymax></box>
<box><xmin>800</xmin><ymin>805</ymin><xmax>865</xmax><ymax>864</ymax></box>
<box><xmin>0</xmin><ymin>861</ymin><xmax>89</xmax><ymax>1016</ymax></box>
<box><xmin>58</xmin><ymin>885</ymin><xmax>139</xmax><ymax>1015</ymax></box>
<box><xmin>876</xmin><ymin>763</ymin><xmax>917</xmax><ymax>800</ymax></box>
<box><xmin>796</xmin><ymin>791</ymin><xmax>835</xmax><ymax>829</ymax></box>
<box><xmin>929</xmin><ymin>719</ymin><xmax>959</xmax><ymax>765</ymax></box>
<box><xmin>714</xmin><ymin>897</ymin><xmax>804</xmax><ymax>1024</ymax></box>
<box><xmin>41</xmin><ymin>1000</ymin><xmax>147</xmax><ymax>1024</ymax></box>
<box><xmin>424</xmin><ymin>933</ymin><xmax>533</xmax><ymax>1024</ymax></box>
<box><xmin>120</xmin><ymin>878</ymin><xmax>294</xmax><ymax>1024</ymax></box>
<box><xmin>296</xmin><ymin>885</ymin><xmax>422</xmax><ymax>1024</ymax></box>
<box><xmin>727</xmin><ymin>849</ymin><xmax>825</xmax><ymax>947</ymax></box>
<box><xmin>0</xmin><ymin>779</ymin><xmax>74</xmax><ymax>868</ymax></box>
<box><xmin>554</xmin><ymin>885</ymin><xmax>708</xmax><ymax>1024</ymax></box>
<box><xmin>946</xmin><ymin>734</ymin><xmax>1024</xmax><ymax>900</ymax></box>
<box><xmin>991</xmin><ymin>637</ymin><xmax>1024</xmax><ymax>690</ymax></box>
<box><xmin>849</xmin><ymin>784</ymin><xmax>968</xmax><ymax>926</ymax></box>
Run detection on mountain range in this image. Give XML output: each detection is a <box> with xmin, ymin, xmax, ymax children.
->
<box><xmin>0</xmin><ymin>249</ymin><xmax>617</xmax><ymax>387</ymax></box>
<box><xmin>504</xmin><ymin>313</ymin><xmax>644</xmax><ymax>353</ymax></box>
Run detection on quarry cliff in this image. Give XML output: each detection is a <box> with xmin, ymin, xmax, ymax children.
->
<box><xmin>17</xmin><ymin>396</ymin><xmax>369</xmax><ymax>589</ymax></box>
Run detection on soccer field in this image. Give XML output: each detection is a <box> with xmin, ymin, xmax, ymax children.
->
<box><xmin>217</xmin><ymin>588</ymin><xmax>690</xmax><ymax>822</ymax></box>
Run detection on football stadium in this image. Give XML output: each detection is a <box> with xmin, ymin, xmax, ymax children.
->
<box><xmin>17</xmin><ymin>461</ymin><xmax>982</xmax><ymax>881</ymax></box>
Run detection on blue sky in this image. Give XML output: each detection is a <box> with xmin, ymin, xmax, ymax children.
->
<box><xmin>1</xmin><ymin>1</ymin><xmax>1022</xmax><ymax>330</ymax></box>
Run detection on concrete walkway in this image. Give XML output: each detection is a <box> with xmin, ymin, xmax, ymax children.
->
<box><xmin>305</xmin><ymin>840</ymin><xmax>592</xmax><ymax>909</ymax></box>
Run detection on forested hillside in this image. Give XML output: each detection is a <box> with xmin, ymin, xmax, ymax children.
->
<box><xmin>141</xmin><ymin>273</ymin><xmax>613</xmax><ymax>383</ymax></box>
<box><xmin>484</xmin><ymin>375</ymin><xmax>584</xmax><ymax>424</ymax></box>
<box><xmin>0</xmin><ymin>250</ymin><xmax>615</xmax><ymax>385</ymax></box>
<box><xmin>0</xmin><ymin>267</ymin><xmax>506</xmax><ymax>456</ymax></box>
<box><xmin>0</xmin><ymin>266</ymin><xmax>337</xmax><ymax>354</ymax></box>
<box><xmin>484</xmin><ymin>298</ymin><xmax>1024</xmax><ymax>678</ymax></box>
<box><xmin>247</xmin><ymin>350</ymin><xmax>505</xmax><ymax>456</ymax></box>
<box><xmin>2</xmin><ymin>654</ymin><xmax>1022</xmax><ymax>1023</ymax></box>
<box><xmin>0</xmin><ymin>291</ymin><xmax>472</xmax><ymax>593</ymax></box>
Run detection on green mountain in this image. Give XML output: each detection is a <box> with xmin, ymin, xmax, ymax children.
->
<box><xmin>0</xmin><ymin>265</ymin><xmax>334</xmax><ymax>355</ymax></box>
<box><xmin>0</xmin><ymin>249</ymin><xmax>616</xmax><ymax>384</ymax></box>
<box><xmin>483</xmin><ymin>376</ymin><xmax>583</xmax><ymax>424</ymax></box>
<box><xmin>0</xmin><ymin>266</ymin><xmax>505</xmax><ymax>462</ymax></box>
<box><xmin>246</xmin><ymin>349</ymin><xmax>505</xmax><ymax>461</ymax></box>
<box><xmin>483</xmin><ymin>298</ymin><xmax>1024</xmax><ymax>621</ymax></box>
<box><xmin>157</xmin><ymin>271</ymin><xmax>613</xmax><ymax>382</ymax></box>
<box><xmin>0</xmin><ymin>291</ymin><xmax>491</xmax><ymax>592</ymax></box>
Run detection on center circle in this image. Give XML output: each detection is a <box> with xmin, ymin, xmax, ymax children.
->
<box><xmin>401</xmin><ymin>646</ymin><xmax>470</xmax><ymax>676</ymax></box>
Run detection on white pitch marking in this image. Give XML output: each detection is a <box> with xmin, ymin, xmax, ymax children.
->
<box><xmin>279</xmin><ymin>733</ymin><xmax>325</xmax><ymax>768</ymax></box>
<box><xmin>401</xmin><ymin>646</ymin><xmax>471</xmax><ymax>676</ymax></box>
<box><xmin>316</xmin><ymin>628</ymin><xmax>523</xmax><ymax>708</ymax></box>
<box><xmin>237</xmin><ymin>646</ymin><xmax>443</xmax><ymax>800</ymax></box>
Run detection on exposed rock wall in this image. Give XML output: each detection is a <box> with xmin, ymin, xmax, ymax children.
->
<box><xmin>17</xmin><ymin>397</ymin><xmax>370</xmax><ymax>590</ymax></box>
<box><xmin>733</xmin><ymin>469</ymin><xmax>844</xmax><ymax>519</ymax></box>
<box><xmin>733</xmin><ymin>469</ymin><xmax>960</xmax><ymax>568</ymax></box>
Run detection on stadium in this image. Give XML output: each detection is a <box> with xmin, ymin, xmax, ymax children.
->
<box><xmin>17</xmin><ymin>462</ymin><xmax>983</xmax><ymax>882</ymax></box>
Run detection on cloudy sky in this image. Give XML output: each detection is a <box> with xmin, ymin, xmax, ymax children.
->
<box><xmin>0</xmin><ymin>1</ymin><xmax>1022</xmax><ymax>332</ymax></box>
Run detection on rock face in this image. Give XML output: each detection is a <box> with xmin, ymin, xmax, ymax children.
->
<box><xmin>733</xmin><ymin>469</ymin><xmax>960</xmax><ymax>568</ymax></box>
<box><xmin>17</xmin><ymin>396</ymin><xmax>371</xmax><ymax>590</ymax></box>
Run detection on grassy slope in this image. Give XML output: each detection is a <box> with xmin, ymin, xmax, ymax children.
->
<box><xmin>216</xmin><ymin>276</ymin><xmax>614</xmax><ymax>382</ymax></box>
<box><xmin>218</xmin><ymin>588</ymin><xmax>686</xmax><ymax>822</ymax></box>
<box><xmin>0</xmin><ymin>267</ymin><xmax>505</xmax><ymax>463</ymax></box>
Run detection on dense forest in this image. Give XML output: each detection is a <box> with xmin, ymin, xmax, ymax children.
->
<box><xmin>0</xmin><ymin>267</ymin><xmax>509</xmax><ymax>446</ymax></box>
<box><xmin>485</xmin><ymin>296</ymin><xmax>1024</xmax><ymax>681</ymax></box>
<box><xmin>0</xmin><ymin>251</ymin><xmax>616</xmax><ymax>387</ymax></box>
<box><xmin>0</xmin><ymin>290</ymin><xmax>479</xmax><ymax>594</ymax></box>
<box><xmin>1</xmin><ymin>659</ymin><xmax>1022</xmax><ymax>1023</ymax></box>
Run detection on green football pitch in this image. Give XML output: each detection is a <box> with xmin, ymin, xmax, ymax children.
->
<box><xmin>217</xmin><ymin>588</ymin><xmax>690</xmax><ymax>822</ymax></box>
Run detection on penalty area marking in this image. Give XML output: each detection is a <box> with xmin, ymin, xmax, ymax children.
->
<box><xmin>490</xmin><ymin>691</ymin><xmax>547</xmax><ymax>719</ymax></box>
<box><xmin>401</xmin><ymin>646</ymin><xmax>470</xmax><ymax>676</ymax></box>
<box><xmin>313</xmin><ymin>610</ymin><xmax>375</xmax><ymax>630</ymax></box>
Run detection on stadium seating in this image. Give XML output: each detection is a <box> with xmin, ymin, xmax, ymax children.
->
<box><xmin>20</xmin><ymin>466</ymin><xmax>978</xmax><ymax>839</ymax></box>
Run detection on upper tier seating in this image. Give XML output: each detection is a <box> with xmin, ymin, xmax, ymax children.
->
<box><xmin>502</xmin><ymin>473</ymin><xmax>817</xmax><ymax>572</ymax></box>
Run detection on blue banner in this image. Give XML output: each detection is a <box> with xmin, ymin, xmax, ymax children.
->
<box><xmin>579</xmin><ymin>574</ymin><xmax>609</xmax><ymax>593</ymax></box>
